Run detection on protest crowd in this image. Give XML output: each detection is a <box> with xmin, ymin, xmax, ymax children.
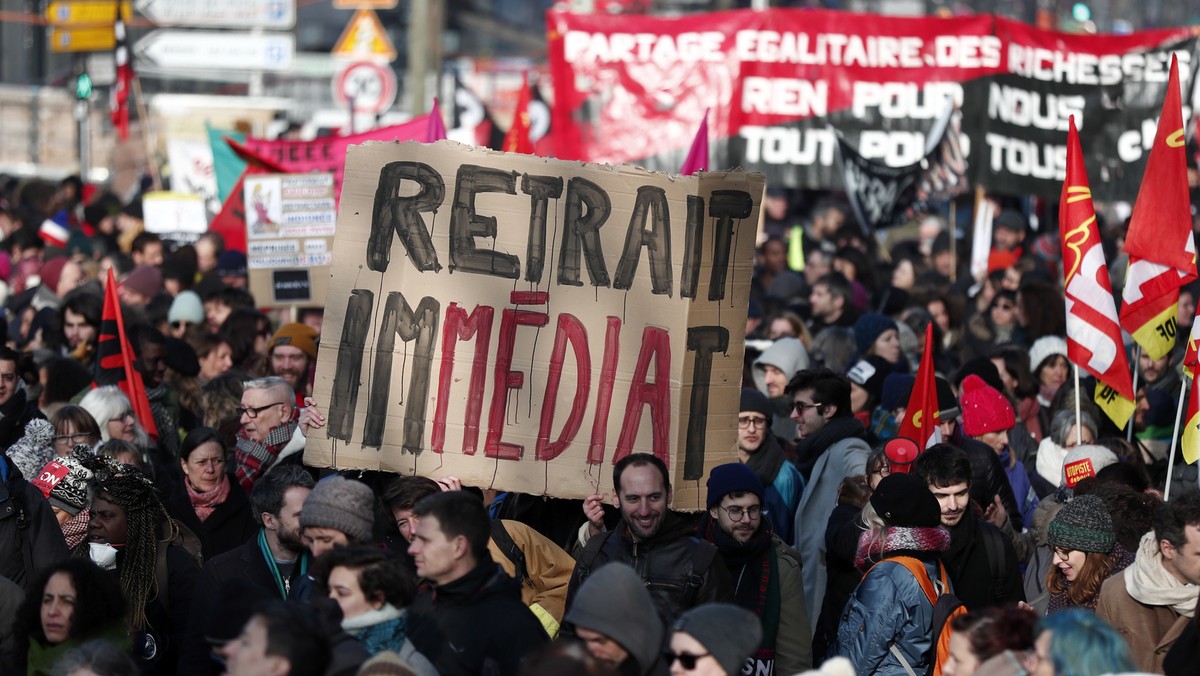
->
<box><xmin>7</xmin><ymin>6</ymin><xmax>1200</xmax><ymax>676</ymax></box>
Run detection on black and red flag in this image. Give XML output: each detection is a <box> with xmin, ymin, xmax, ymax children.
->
<box><xmin>94</xmin><ymin>268</ymin><xmax>157</xmax><ymax>439</ymax></box>
<box><xmin>110</xmin><ymin>3</ymin><xmax>131</xmax><ymax>140</ymax></box>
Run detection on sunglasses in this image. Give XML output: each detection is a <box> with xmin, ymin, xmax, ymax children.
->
<box><xmin>663</xmin><ymin>650</ymin><xmax>711</xmax><ymax>670</ymax></box>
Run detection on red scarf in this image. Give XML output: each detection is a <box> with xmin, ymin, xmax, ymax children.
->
<box><xmin>187</xmin><ymin>473</ymin><xmax>231</xmax><ymax>522</ymax></box>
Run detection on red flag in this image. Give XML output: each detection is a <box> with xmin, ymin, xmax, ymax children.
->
<box><xmin>208</xmin><ymin>139</ymin><xmax>287</xmax><ymax>253</ymax></box>
<box><xmin>94</xmin><ymin>268</ymin><xmax>157</xmax><ymax>439</ymax></box>
<box><xmin>680</xmin><ymin>109</ymin><xmax>709</xmax><ymax>175</ymax></box>
<box><xmin>110</xmin><ymin>4</ymin><xmax>131</xmax><ymax>141</ymax></box>
<box><xmin>898</xmin><ymin>323</ymin><xmax>941</xmax><ymax>449</ymax></box>
<box><xmin>1119</xmin><ymin>54</ymin><xmax>1196</xmax><ymax>360</ymax></box>
<box><xmin>502</xmin><ymin>76</ymin><xmax>534</xmax><ymax>154</ymax></box>
<box><xmin>1060</xmin><ymin>116</ymin><xmax>1136</xmax><ymax>429</ymax></box>
<box><xmin>426</xmin><ymin>97</ymin><xmax>448</xmax><ymax>143</ymax></box>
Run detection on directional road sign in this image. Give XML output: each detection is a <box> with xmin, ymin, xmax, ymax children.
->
<box><xmin>46</xmin><ymin>1</ymin><xmax>132</xmax><ymax>25</ymax></box>
<box><xmin>51</xmin><ymin>27</ymin><xmax>116</xmax><ymax>53</ymax></box>
<box><xmin>135</xmin><ymin>30</ymin><xmax>295</xmax><ymax>71</ymax></box>
<box><xmin>333</xmin><ymin>61</ymin><xmax>397</xmax><ymax>115</ymax></box>
<box><xmin>134</xmin><ymin>0</ymin><xmax>295</xmax><ymax>29</ymax></box>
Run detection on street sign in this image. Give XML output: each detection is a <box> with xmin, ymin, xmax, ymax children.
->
<box><xmin>333</xmin><ymin>61</ymin><xmax>397</xmax><ymax>116</ymax></box>
<box><xmin>331</xmin><ymin>9</ymin><xmax>396</xmax><ymax>62</ymax></box>
<box><xmin>46</xmin><ymin>1</ymin><xmax>132</xmax><ymax>25</ymax></box>
<box><xmin>332</xmin><ymin>0</ymin><xmax>397</xmax><ymax>7</ymax></box>
<box><xmin>135</xmin><ymin>31</ymin><xmax>295</xmax><ymax>71</ymax></box>
<box><xmin>134</xmin><ymin>0</ymin><xmax>295</xmax><ymax>30</ymax></box>
<box><xmin>51</xmin><ymin>27</ymin><xmax>115</xmax><ymax>53</ymax></box>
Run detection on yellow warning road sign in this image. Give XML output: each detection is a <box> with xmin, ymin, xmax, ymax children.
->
<box><xmin>331</xmin><ymin>9</ymin><xmax>396</xmax><ymax>62</ymax></box>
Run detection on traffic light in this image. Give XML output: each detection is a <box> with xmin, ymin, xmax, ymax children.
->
<box><xmin>75</xmin><ymin>72</ymin><xmax>92</xmax><ymax>100</ymax></box>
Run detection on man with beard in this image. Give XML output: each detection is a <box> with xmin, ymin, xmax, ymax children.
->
<box><xmin>699</xmin><ymin>463</ymin><xmax>811</xmax><ymax>674</ymax></box>
<box><xmin>178</xmin><ymin>465</ymin><xmax>316</xmax><ymax>676</ymax></box>
<box><xmin>58</xmin><ymin>288</ymin><xmax>101</xmax><ymax>365</ymax></box>
<box><xmin>568</xmin><ymin>453</ymin><xmax>732</xmax><ymax>623</ymax></box>
<box><xmin>0</xmin><ymin>346</ymin><xmax>44</xmax><ymax>449</ymax></box>
<box><xmin>788</xmin><ymin>368</ymin><xmax>869</xmax><ymax>630</ymax></box>
<box><xmin>737</xmin><ymin>388</ymin><xmax>803</xmax><ymax>543</ymax></box>
<box><xmin>912</xmin><ymin>444</ymin><xmax>1023</xmax><ymax>610</ymax></box>
<box><xmin>268</xmin><ymin>323</ymin><xmax>318</xmax><ymax>403</ymax></box>
<box><xmin>752</xmin><ymin>337</ymin><xmax>809</xmax><ymax>447</ymax></box>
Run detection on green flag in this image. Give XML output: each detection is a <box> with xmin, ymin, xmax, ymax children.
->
<box><xmin>207</xmin><ymin>124</ymin><xmax>246</xmax><ymax>203</ymax></box>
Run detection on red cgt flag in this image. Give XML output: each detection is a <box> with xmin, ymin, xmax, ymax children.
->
<box><xmin>1060</xmin><ymin>116</ymin><xmax>1135</xmax><ymax>429</ymax></box>
<box><xmin>1119</xmin><ymin>54</ymin><xmax>1196</xmax><ymax>361</ymax></box>
<box><xmin>898</xmin><ymin>323</ymin><xmax>941</xmax><ymax>449</ymax></box>
<box><xmin>502</xmin><ymin>75</ymin><xmax>534</xmax><ymax>154</ymax></box>
<box><xmin>93</xmin><ymin>268</ymin><xmax>157</xmax><ymax>439</ymax></box>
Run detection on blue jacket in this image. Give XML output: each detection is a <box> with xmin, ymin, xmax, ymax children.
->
<box><xmin>763</xmin><ymin>460</ymin><xmax>804</xmax><ymax>544</ymax></box>
<box><xmin>836</xmin><ymin>557</ymin><xmax>938</xmax><ymax>676</ymax></box>
<box><xmin>1000</xmin><ymin>450</ymin><xmax>1039</xmax><ymax>530</ymax></box>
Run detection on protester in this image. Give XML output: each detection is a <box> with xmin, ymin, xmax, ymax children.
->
<box><xmin>959</xmin><ymin>374</ymin><xmax>1038</xmax><ymax>529</ymax></box>
<box><xmin>562</xmin><ymin>562</ymin><xmax>666</xmax><ymax>676</ymax></box>
<box><xmin>752</xmin><ymin>336</ymin><xmax>809</xmax><ymax>444</ymax></box>
<box><xmin>667</xmin><ymin>603</ymin><xmax>763</xmax><ymax>676</ymax></box>
<box><xmin>30</xmin><ymin>453</ymin><xmax>93</xmax><ymax>547</ymax></box>
<box><xmin>1032</xmin><ymin>609</ymin><xmax>1134</xmax><ymax>675</ymax></box>
<box><xmin>79</xmin><ymin>385</ymin><xmax>149</xmax><ymax>447</ymax></box>
<box><xmin>164</xmin><ymin>427</ymin><xmax>256</xmax><ymax>560</ymax></box>
<box><xmin>736</xmin><ymin>388</ymin><xmax>803</xmax><ymax>542</ymax></box>
<box><xmin>50</xmin><ymin>404</ymin><xmax>101</xmax><ymax>456</ymax></box>
<box><xmin>943</xmin><ymin>606</ymin><xmax>1038</xmax><ymax>676</ymax></box>
<box><xmin>299</xmin><ymin>475</ymin><xmax>376</xmax><ymax>558</ymax></box>
<box><xmin>268</xmin><ymin>322</ymin><xmax>318</xmax><ymax>401</ymax></box>
<box><xmin>233</xmin><ymin>376</ymin><xmax>303</xmax><ymax>491</ymax></box>
<box><xmin>218</xmin><ymin>601</ymin><xmax>332</xmax><ymax>676</ymax></box>
<box><xmin>1044</xmin><ymin>495</ymin><xmax>1120</xmax><ymax>613</ymax></box>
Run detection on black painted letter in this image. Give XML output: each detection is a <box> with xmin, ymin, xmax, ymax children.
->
<box><xmin>684</xmin><ymin>326</ymin><xmax>729</xmax><ymax>480</ymax></box>
<box><xmin>368</xmin><ymin>162</ymin><xmax>444</xmax><ymax>273</ymax></box>
<box><xmin>521</xmin><ymin>174</ymin><xmax>564</xmax><ymax>284</ymax></box>
<box><xmin>449</xmin><ymin>164</ymin><xmax>520</xmax><ymax>278</ymax></box>
<box><xmin>367</xmin><ymin>293</ymin><xmax>441</xmax><ymax>452</ymax></box>
<box><xmin>557</xmin><ymin>177</ymin><xmax>611</xmax><ymax>287</ymax></box>
<box><xmin>614</xmin><ymin>186</ymin><xmax>673</xmax><ymax>295</ymax></box>
<box><xmin>707</xmin><ymin>190</ymin><xmax>753</xmax><ymax>301</ymax></box>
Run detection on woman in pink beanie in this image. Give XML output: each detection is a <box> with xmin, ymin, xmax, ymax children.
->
<box><xmin>960</xmin><ymin>374</ymin><xmax>1040</xmax><ymax>530</ymax></box>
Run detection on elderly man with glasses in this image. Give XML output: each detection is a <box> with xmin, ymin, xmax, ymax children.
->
<box><xmin>232</xmin><ymin>376</ymin><xmax>324</xmax><ymax>492</ymax></box>
<box><xmin>786</xmin><ymin>367</ymin><xmax>870</xmax><ymax>634</ymax></box>
<box><xmin>697</xmin><ymin>463</ymin><xmax>811</xmax><ymax>674</ymax></box>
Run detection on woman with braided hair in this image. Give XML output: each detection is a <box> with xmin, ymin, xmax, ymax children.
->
<box><xmin>82</xmin><ymin>462</ymin><xmax>200</xmax><ymax>675</ymax></box>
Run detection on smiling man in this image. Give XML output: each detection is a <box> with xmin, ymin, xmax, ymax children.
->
<box><xmin>912</xmin><ymin>444</ymin><xmax>1023</xmax><ymax>610</ymax></box>
<box><xmin>569</xmin><ymin>453</ymin><xmax>732</xmax><ymax>623</ymax></box>
<box><xmin>406</xmin><ymin>491</ymin><xmax>547</xmax><ymax>676</ymax></box>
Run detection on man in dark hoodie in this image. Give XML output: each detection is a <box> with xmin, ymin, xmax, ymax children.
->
<box><xmin>737</xmin><ymin>388</ymin><xmax>803</xmax><ymax>543</ymax></box>
<box><xmin>563</xmin><ymin>563</ymin><xmax>665</xmax><ymax>676</ymax></box>
<box><xmin>700</xmin><ymin>463</ymin><xmax>811</xmax><ymax>674</ymax></box>
<box><xmin>569</xmin><ymin>453</ymin><xmax>733</xmax><ymax>623</ymax></box>
<box><xmin>407</xmin><ymin>490</ymin><xmax>547</xmax><ymax>675</ymax></box>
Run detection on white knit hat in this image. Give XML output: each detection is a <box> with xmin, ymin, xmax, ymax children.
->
<box><xmin>1029</xmin><ymin>336</ymin><xmax>1068</xmax><ymax>372</ymax></box>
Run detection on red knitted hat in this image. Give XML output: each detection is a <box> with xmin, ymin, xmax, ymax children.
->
<box><xmin>959</xmin><ymin>374</ymin><xmax>1015</xmax><ymax>436</ymax></box>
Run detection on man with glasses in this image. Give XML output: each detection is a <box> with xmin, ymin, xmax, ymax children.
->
<box><xmin>786</xmin><ymin>368</ymin><xmax>870</xmax><ymax>631</ymax></box>
<box><xmin>232</xmin><ymin>376</ymin><xmax>305</xmax><ymax>492</ymax></box>
<box><xmin>737</xmin><ymin>388</ymin><xmax>803</xmax><ymax>543</ymax></box>
<box><xmin>699</xmin><ymin>463</ymin><xmax>810</xmax><ymax>674</ymax></box>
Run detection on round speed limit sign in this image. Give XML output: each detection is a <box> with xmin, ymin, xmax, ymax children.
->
<box><xmin>333</xmin><ymin>61</ymin><xmax>397</xmax><ymax>116</ymax></box>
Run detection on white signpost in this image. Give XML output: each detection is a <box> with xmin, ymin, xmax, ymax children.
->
<box><xmin>134</xmin><ymin>31</ymin><xmax>295</xmax><ymax>70</ymax></box>
<box><xmin>135</xmin><ymin>0</ymin><xmax>296</xmax><ymax>29</ymax></box>
<box><xmin>332</xmin><ymin>61</ymin><xmax>397</xmax><ymax>116</ymax></box>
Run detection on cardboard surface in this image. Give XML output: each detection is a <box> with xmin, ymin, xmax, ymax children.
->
<box><xmin>142</xmin><ymin>191</ymin><xmax>208</xmax><ymax>245</ymax></box>
<box><xmin>244</xmin><ymin>173</ymin><xmax>336</xmax><ymax>306</ymax></box>
<box><xmin>306</xmin><ymin>141</ymin><xmax>763</xmax><ymax>508</ymax></box>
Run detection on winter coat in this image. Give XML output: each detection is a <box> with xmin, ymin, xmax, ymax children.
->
<box><xmin>0</xmin><ymin>457</ymin><xmax>68</xmax><ymax>588</ymax></box>
<box><xmin>771</xmin><ymin>533</ymin><xmax>812</xmax><ymax>673</ymax></box>
<box><xmin>565</xmin><ymin>512</ymin><xmax>733</xmax><ymax>624</ymax></box>
<box><xmin>132</xmin><ymin>542</ymin><xmax>200</xmax><ymax>675</ymax></box>
<box><xmin>959</xmin><ymin>437</ymin><xmax>1022</xmax><ymax>531</ymax></box>
<box><xmin>941</xmin><ymin>508</ymin><xmax>1024</xmax><ymax>610</ymax></box>
<box><xmin>407</xmin><ymin>557</ymin><xmax>549</xmax><ymax>676</ymax></box>
<box><xmin>163</xmin><ymin>473</ymin><xmax>257</xmax><ymax>561</ymax></box>
<box><xmin>343</xmin><ymin>606</ymin><xmax>436</xmax><ymax>676</ymax></box>
<box><xmin>1096</xmin><ymin>568</ymin><xmax>1190</xmax><ymax>674</ymax></box>
<box><xmin>753</xmin><ymin>338</ymin><xmax>809</xmax><ymax>443</ymax></box>
<box><xmin>793</xmin><ymin>419</ymin><xmax>870</xmax><ymax>630</ymax></box>
<box><xmin>487</xmin><ymin>519</ymin><xmax>575</xmax><ymax>633</ymax></box>
<box><xmin>814</xmin><ymin>506</ymin><xmax>868</xmax><ymax>662</ymax></box>
<box><xmin>999</xmin><ymin>450</ymin><xmax>1038</xmax><ymax>530</ymax></box>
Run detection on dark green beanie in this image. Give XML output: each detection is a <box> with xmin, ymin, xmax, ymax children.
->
<box><xmin>1047</xmin><ymin>495</ymin><xmax>1114</xmax><ymax>554</ymax></box>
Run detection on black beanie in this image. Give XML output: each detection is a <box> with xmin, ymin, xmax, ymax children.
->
<box><xmin>740</xmin><ymin>388</ymin><xmax>773</xmax><ymax>420</ymax></box>
<box><xmin>870</xmin><ymin>474</ymin><xmax>942</xmax><ymax>528</ymax></box>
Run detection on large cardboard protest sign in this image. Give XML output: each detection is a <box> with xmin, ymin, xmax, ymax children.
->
<box><xmin>243</xmin><ymin>173</ymin><xmax>336</xmax><ymax>305</ymax></box>
<box><xmin>548</xmin><ymin>9</ymin><xmax>1200</xmax><ymax>202</ymax></box>
<box><xmin>306</xmin><ymin>141</ymin><xmax>763</xmax><ymax>507</ymax></box>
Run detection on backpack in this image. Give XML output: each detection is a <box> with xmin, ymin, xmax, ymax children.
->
<box><xmin>886</xmin><ymin>556</ymin><xmax>967</xmax><ymax>676</ymax></box>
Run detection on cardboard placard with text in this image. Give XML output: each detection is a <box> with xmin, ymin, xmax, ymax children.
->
<box><xmin>244</xmin><ymin>173</ymin><xmax>336</xmax><ymax>306</ymax></box>
<box><xmin>306</xmin><ymin>141</ymin><xmax>763</xmax><ymax>508</ymax></box>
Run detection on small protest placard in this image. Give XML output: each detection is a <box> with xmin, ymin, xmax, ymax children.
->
<box><xmin>244</xmin><ymin>173</ymin><xmax>336</xmax><ymax>306</ymax></box>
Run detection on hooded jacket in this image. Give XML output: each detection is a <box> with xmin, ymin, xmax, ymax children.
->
<box><xmin>563</xmin><ymin>563</ymin><xmax>665</xmax><ymax>676</ymax></box>
<box><xmin>565</xmin><ymin>511</ymin><xmax>733</xmax><ymax>624</ymax></box>
<box><xmin>407</xmin><ymin>556</ymin><xmax>548</xmax><ymax>676</ymax></box>
<box><xmin>753</xmin><ymin>338</ymin><xmax>810</xmax><ymax>443</ymax></box>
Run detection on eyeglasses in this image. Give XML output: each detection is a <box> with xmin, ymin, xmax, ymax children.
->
<box><xmin>54</xmin><ymin>432</ymin><xmax>95</xmax><ymax>446</ymax></box>
<box><xmin>663</xmin><ymin>651</ymin><xmax>712</xmax><ymax>670</ymax></box>
<box><xmin>1052</xmin><ymin>546</ymin><xmax>1075</xmax><ymax>559</ymax></box>
<box><xmin>869</xmin><ymin>463</ymin><xmax>892</xmax><ymax>478</ymax></box>
<box><xmin>718</xmin><ymin>504</ymin><xmax>762</xmax><ymax>521</ymax></box>
<box><xmin>792</xmin><ymin>400</ymin><xmax>822</xmax><ymax>414</ymax></box>
<box><xmin>115</xmin><ymin>410</ymin><xmax>134</xmax><ymax>421</ymax></box>
<box><xmin>737</xmin><ymin>416</ymin><xmax>768</xmax><ymax>429</ymax></box>
<box><xmin>237</xmin><ymin>402</ymin><xmax>287</xmax><ymax>419</ymax></box>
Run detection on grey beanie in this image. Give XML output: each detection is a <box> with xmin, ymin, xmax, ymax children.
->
<box><xmin>564</xmin><ymin>563</ymin><xmax>664</xmax><ymax>672</ymax></box>
<box><xmin>672</xmin><ymin>603</ymin><xmax>762</xmax><ymax>676</ymax></box>
<box><xmin>1047</xmin><ymin>495</ymin><xmax>1114</xmax><ymax>554</ymax></box>
<box><xmin>299</xmin><ymin>476</ymin><xmax>375</xmax><ymax>543</ymax></box>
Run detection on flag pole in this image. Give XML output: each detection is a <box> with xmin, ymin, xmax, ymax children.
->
<box><xmin>1128</xmin><ymin>345</ymin><xmax>1141</xmax><ymax>442</ymax></box>
<box><xmin>1166</xmin><ymin>376</ymin><xmax>1190</xmax><ymax>502</ymax></box>
<box><xmin>1080</xmin><ymin>362</ymin><xmax>1089</xmax><ymax>446</ymax></box>
<box><xmin>130</xmin><ymin>74</ymin><xmax>161</xmax><ymax>192</ymax></box>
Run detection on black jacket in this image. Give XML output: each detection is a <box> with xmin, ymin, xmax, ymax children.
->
<box><xmin>163</xmin><ymin>475</ymin><xmax>257</xmax><ymax>561</ymax></box>
<box><xmin>0</xmin><ymin>390</ymin><xmax>44</xmax><ymax>452</ymax></box>
<box><xmin>133</xmin><ymin>543</ymin><xmax>200</xmax><ymax>676</ymax></box>
<box><xmin>565</xmin><ymin>512</ymin><xmax>733</xmax><ymax>624</ymax></box>
<box><xmin>960</xmin><ymin>436</ymin><xmax>1022</xmax><ymax>529</ymax></box>
<box><xmin>407</xmin><ymin>557</ymin><xmax>548</xmax><ymax>676</ymax></box>
<box><xmin>0</xmin><ymin>456</ymin><xmax>68</xmax><ymax>588</ymax></box>
<box><xmin>177</xmin><ymin>533</ymin><xmax>311</xmax><ymax>676</ymax></box>
<box><xmin>942</xmin><ymin>507</ymin><xmax>1024</xmax><ymax>610</ymax></box>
